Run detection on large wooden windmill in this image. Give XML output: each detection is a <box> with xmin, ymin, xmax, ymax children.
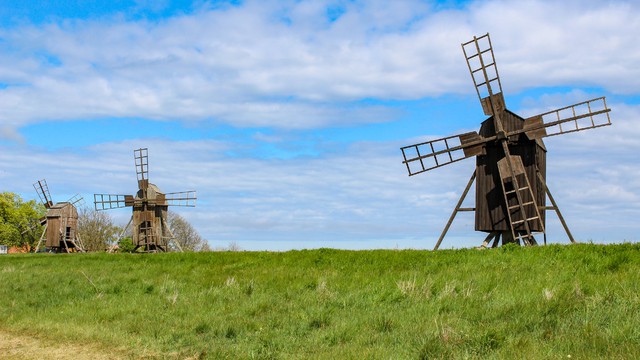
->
<box><xmin>401</xmin><ymin>33</ymin><xmax>612</xmax><ymax>249</ymax></box>
<box><xmin>94</xmin><ymin>148</ymin><xmax>196</xmax><ymax>252</ymax></box>
<box><xmin>33</xmin><ymin>179</ymin><xmax>86</xmax><ymax>253</ymax></box>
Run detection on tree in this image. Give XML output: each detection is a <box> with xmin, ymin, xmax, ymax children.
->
<box><xmin>167</xmin><ymin>211</ymin><xmax>210</xmax><ymax>252</ymax></box>
<box><xmin>0</xmin><ymin>192</ymin><xmax>45</xmax><ymax>249</ymax></box>
<box><xmin>76</xmin><ymin>207</ymin><xmax>121</xmax><ymax>252</ymax></box>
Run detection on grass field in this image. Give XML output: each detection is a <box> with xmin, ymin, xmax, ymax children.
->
<box><xmin>1</xmin><ymin>244</ymin><xmax>639</xmax><ymax>359</ymax></box>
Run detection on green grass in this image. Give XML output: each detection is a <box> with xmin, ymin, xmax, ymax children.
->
<box><xmin>1</xmin><ymin>244</ymin><xmax>640</xmax><ymax>359</ymax></box>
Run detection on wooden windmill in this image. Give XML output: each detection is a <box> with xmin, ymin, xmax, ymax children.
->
<box><xmin>400</xmin><ymin>33</ymin><xmax>612</xmax><ymax>249</ymax></box>
<box><xmin>94</xmin><ymin>148</ymin><xmax>196</xmax><ymax>252</ymax></box>
<box><xmin>33</xmin><ymin>179</ymin><xmax>86</xmax><ymax>253</ymax></box>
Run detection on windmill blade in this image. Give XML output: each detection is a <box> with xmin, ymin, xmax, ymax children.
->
<box><xmin>400</xmin><ymin>131</ymin><xmax>488</xmax><ymax>176</ymax></box>
<box><xmin>94</xmin><ymin>194</ymin><xmax>134</xmax><ymax>211</ymax></box>
<box><xmin>67</xmin><ymin>194</ymin><xmax>85</xmax><ymax>208</ymax></box>
<box><xmin>33</xmin><ymin>179</ymin><xmax>54</xmax><ymax>208</ymax></box>
<box><xmin>165</xmin><ymin>191</ymin><xmax>197</xmax><ymax>207</ymax></box>
<box><xmin>462</xmin><ymin>33</ymin><xmax>505</xmax><ymax>116</ymax></box>
<box><xmin>523</xmin><ymin>97</ymin><xmax>611</xmax><ymax>140</ymax></box>
<box><xmin>134</xmin><ymin>148</ymin><xmax>149</xmax><ymax>191</ymax></box>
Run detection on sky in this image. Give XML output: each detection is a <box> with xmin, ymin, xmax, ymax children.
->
<box><xmin>0</xmin><ymin>0</ymin><xmax>638</xmax><ymax>250</ymax></box>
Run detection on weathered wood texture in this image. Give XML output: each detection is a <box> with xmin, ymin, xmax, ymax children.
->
<box><xmin>475</xmin><ymin>110</ymin><xmax>546</xmax><ymax>232</ymax></box>
<box><xmin>131</xmin><ymin>184</ymin><xmax>169</xmax><ymax>249</ymax></box>
<box><xmin>44</xmin><ymin>202</ymin><xmax>79</xmax><ymax>248</ymax></box>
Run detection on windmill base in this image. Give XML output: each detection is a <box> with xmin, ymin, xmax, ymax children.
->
<box><xmin>108</xmin><ymin>216</ymin><xmax>183</xmax><ymax>253</ymax></box>
<box><xmin>479</xmin><ymin>231</ymin><xmax>539</xmax><ymax>248</ymax></box>
<box><xmin>134</xmin><ymin>244</ymin><xmax>166</xmax><ymax>253</ymax></box>
<box><xmin>432</xmin><ymin>170</ymin><xmax>576</xmax><ymax>250</ymax></box>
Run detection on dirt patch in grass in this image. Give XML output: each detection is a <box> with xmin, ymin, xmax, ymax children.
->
<box><xmin>0</xmin><ymin>329</ymin><xmax>124</xmax><ymax>360</ymax></box>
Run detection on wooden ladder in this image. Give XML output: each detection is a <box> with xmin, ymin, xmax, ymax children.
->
<box><xmin>66</xmin><ymin>227</ymin><xmax>86</xmax><ymax>252</ymax></box>
<box><xmin>497</xmin><ymin>156</ymin><xmax>544</xmax><ymax>245</ymax></box>
<box><xmin>139</xmin><ymin>221</ymin><xmax>158</xmax><ymax>251</ymax></box>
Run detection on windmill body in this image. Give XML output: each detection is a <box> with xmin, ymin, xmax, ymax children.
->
<box><xmin>475</xmin><ymin>110</ymin><xmax>547</xmax><ymax>233</ymax></box>
<box><xmin>33</xmin><ymin>179</ymin><xmax>85</xmax><ymax>253</ymax></box>
<box><xmin>131</xmin><ymin>183</ymin><xmax>170</xmax><ymax>250</ymax></box>
<box><xmin>400</xmin><ymin>33</ymin><xmax>612</xmax><ymax>249</ymax></box>
<box><xmin>94</xmin><ymin>148</ymin><xmax>196</xmax><ymax>252</ymax></box>
<box><xmin>43</xmin><ymin>202</ymin><xmax>79</xmax><ymax>249</ymax></box>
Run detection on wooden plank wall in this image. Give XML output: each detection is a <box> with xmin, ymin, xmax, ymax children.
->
<box><xmin>475</xmin><ymin>110</ymin><xmax>547</xmax><ymax>232</ymax></box>
<box><xmin>132</xmin><ymin>205</ymin><xmax>169</xmax><ymax>247</ymax></box>
<box><xmin>45</xmin><ymin>204</ymin><xmax>78</xmax><ymax>248</ymax></box>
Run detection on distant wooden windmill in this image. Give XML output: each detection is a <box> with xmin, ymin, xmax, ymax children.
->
<box><xmin>400</xmin><ymin>33</ymin><xmax>612</xmax><ymax>249</ymax></box>
<box><xmin>94</xmin><ymin>148</ymin><xmax>196</xmax><ymax>252</ymax></box>
<box><xmin>33</xmin><ymin>179</ymin><xmax>86</xmax><ymax>253</ymax></box>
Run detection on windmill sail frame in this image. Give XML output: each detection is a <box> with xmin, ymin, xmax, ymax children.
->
<box><xmin>400</xmin><ymin>33</ymin><xmax>612</xmax><ymax>249</ymax></box>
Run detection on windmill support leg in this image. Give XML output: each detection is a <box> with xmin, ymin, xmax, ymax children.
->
<box><xmin>35</xmin><ymin>224</ymin><xmax>47</xmax><ymax>253</ymax></box>
<box><xmin>161</xmin><ymin>217</ymin><xmax>183</xmax><ymax>252</ymax></box>
<box><xmin>74</xmin><ymin>233</ymin><xmax>86</xmax><ymax>253</ymax></box>
<box><xmin>491</xmin><ymin>233</ymin><xmax>501</xmax><ymax>248</ymax></box>
<box><xmin>433</xmin><ymin>171</ymin><xmax>476</xmax><ymax>250</ymax></box>
<box><xmin>62</xmin><ymin>234</ymin><xmax>70</xmax><ymax>253</ymax></box>
<box><xmin>481</xmin><ymin>232</ymin><xmax>499</xmax><ymax>248</ymax></box>
<box><xmin>110</xmin><ymin>217</ymin><xmax>133</xmax><ymax>253</ymax></box>
<box><xmin>536</xmin><ymin>171</ymin><xmax>576</xmax><ymax>244</ymax></box>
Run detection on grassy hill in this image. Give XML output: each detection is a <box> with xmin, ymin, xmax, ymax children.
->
<box><xmin>1</xmin><ymin>244</ymin><xmax>639</xmax><ymax>359</ymax></box>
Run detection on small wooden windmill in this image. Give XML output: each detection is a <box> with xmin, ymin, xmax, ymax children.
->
<box><xmin>401</xmin><ymin>33</ymin><xmax>612</xmax><ymax>249</ymax></box>
<box><xmin>94</xmin><ymin>148</ymin><xmax>196</xmax><ymax>252</ymax></box>
<box><xmin>33</xmin><ymin>179</ymin><xmax>86</xmax><ymax>253</ymax></box>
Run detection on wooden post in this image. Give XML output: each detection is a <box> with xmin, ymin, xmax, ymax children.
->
<box><xmin>161</xmin><ymin>217</ymin><xmax>183</xmax><ymax>252</ymax></box>
<box><xmin>34</xmin><ymin>224</ymin><xmax>47</xmax><ymax>253</ymax></box>
<box><xmin>109</xmin><ymin>217</ymin><xmax>132</xmax><ymax>253</ymax></box>
<box><xmin>491</xmin><ymin>233</ymin><xmax>501</xmax><ymax>247</ymax></box>
<box><xmin>74</xmin><ymin>233</ymin><xmax>86</xmax><ymax>252</ymax></box>
<box><xmin>433</xmin><ymin>170</ymin><xmax>476</xmax><ymax>250</ymax></box>
<box><xmin>481</xmin><ymin>232</ymin><xmax>498</xmax><ymax>248</ymax></box>
<box><xmin>536</xmin><ymin>171</ymin><xmax>576</xmax><ymax>244</ymax></box>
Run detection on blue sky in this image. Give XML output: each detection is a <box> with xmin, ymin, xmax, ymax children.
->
<box><xmin>1</xmin><ymin>0</ymin><xmax>639</xmax><ymax>250</ymax></box>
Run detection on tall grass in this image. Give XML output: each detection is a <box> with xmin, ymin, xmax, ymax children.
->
<box><xmin>1</xmin><ymin>244</ymin><xmax>639</xmax><ymax>359</ymax></box>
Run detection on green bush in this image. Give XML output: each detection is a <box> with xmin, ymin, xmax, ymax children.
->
<box><xmin>117</xmin><ymin>237</ymin><xmax>136</xmax><ymax>253</ymax></box>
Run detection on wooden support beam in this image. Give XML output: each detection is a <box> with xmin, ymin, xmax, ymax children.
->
<box><xmin>433</xmin><ymin>170</ymin><xmax>476</xmax><ymax>250</ymax></box>
<box><xmin>161</xmin><ymin>217</ymin><xmax>183</xmax><ymax>252</ymax></box>
<box><xmin>109</xmin><ymin>216</ymin><xmax>132</xmax><ymax>253</ymax></box>
<box><xmin>480</xmin><ymin>232</ymin><xmax>499</xmax><ymax>248</ymax></box>
<box><xmin>34</xmin><ymin>224</ymin><xmax>47</xmax><ymax>253</ymax></box>
<box><xmin>536</xmin><ymin>171</ymin><xmax>576</xmax><ymax>244</ymax></box>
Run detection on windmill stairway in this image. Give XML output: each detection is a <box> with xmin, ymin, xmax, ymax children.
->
<box><xmin>497</xmin><ymin>156</ymin><xmax>544</xmax><ymax>245</ymax></box>
<box><xmin>61</xmin><ymin>217</ymin><xmax>86</xmax><ymax>252</ymax></box>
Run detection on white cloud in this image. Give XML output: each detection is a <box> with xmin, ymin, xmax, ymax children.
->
<box><xmin>1</xmin><ymin>0</ymin><xmax>639</xmax><ymax>132</ymax></box>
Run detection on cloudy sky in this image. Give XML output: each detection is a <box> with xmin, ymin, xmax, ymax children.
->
<box><xmin>1</xmin><ymin>0</ymin><xmax>638</xmax><ymax>250</ymax></box>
